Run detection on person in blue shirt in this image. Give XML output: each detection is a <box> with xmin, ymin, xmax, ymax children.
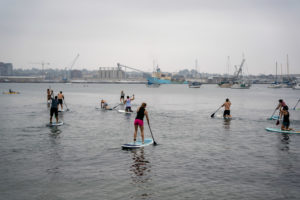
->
<box><xmin>50</xmin><ymin>96</ymin><xmax>59</xmax><ymax>124</ymax></box>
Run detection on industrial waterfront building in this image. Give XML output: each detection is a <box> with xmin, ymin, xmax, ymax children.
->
<box><xmin>0</xmin><ymin>62</ymin><xmax>13</xmax><ymax>76</ymax></box>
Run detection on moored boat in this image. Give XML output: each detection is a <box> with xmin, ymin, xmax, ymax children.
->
<box><xmin>268</xmin><ymin>82</ymin><xmax>282</xmax><ymax>88</ymax></box>
<box><xmin>188</xmin><ymin>81</ymin><xmax>201</xmax><ymax>88</ymax></box>
<box><xmin>293</xmin><ymin>83</ymin><xmax>300</xmax><ymax>90</ymax></box>
<box><xmin>231</xmin><ymin>81</ymin><xmax>251</xmax><ymax>89</ymax></box>
<box><xmin>147</xmin><ymin>66</ymin><xmax>187</xmax><ymax>84</ymax></box>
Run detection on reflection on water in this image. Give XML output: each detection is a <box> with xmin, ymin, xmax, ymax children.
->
<box><xmin>49</xmin><ymin>127</ymin><xmax>62</xmax><ymax>137</ymax></box>
<box><xmin>46</xmin><ymin>134</ymin><xmax>63</xmax><ymax>175</ymax></box>
<box><xmin>223</xmin><ymin>118</ymin><xmax>231</xmax><ymax>130</ymax></box>
<box><xmin>279</xmin><ymin>133</ymin><xmax>290</xmax><ymax>151</ymax></box>
<box><xmin>130</xmin><ymin>148</ymin><xmax>152</xmax><ymax>199</ymax></box>
<box><xmin>130</xmin><ymin>148</ymin><xmax>150</xmax><ymax>183</ymax></box>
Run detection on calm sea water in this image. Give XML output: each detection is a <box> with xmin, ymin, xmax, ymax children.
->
<box><xmin>0</xmin><ymin>83</ymin><xmax>300</xmax><ymax>200</ymax></box>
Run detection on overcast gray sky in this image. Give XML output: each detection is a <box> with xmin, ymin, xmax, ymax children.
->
<box><xmin>0</xmin><ymin>0</ymin><xmax>299</xmax><ymax>74</ymax></box>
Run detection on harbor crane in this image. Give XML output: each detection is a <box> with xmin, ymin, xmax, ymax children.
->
<box><xmin>117</xmin><ymin>63</ymin><xmax>150</xmax><ymax>79</ymax></box>
<box><xmin>117</xmin><ymin>63</ymin><xmax>146</xmax><ymax>73</ymax></box>
<box><xmin>69</xmin><ymin>54</ymin><xmax>80</xmax><ymax>72</ymax></box>
<box><xmin>64</xmin><ymin>54</ymin><xmax>80</xmax><ymax>81</ymax></box>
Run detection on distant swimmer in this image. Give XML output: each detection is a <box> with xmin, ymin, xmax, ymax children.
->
<box><xmin>120</xmin><ymin>91</ymin><xmax>125</xmax><ymax>103</ymax></box>
<box><xmin>280</xmin><ymin>106</ymin><xmax>292</xmax><ymax>131</ymax></box>
<box><xmin>50</xmin><ymin>96</ymin><xmax>59</xmax><ymax>124</ymax></box>
<box><xmin>133</xmin><ymin>102</ymin><xmax>150</xmax><ymax>144</ymax></box>
<box><xmin>222</xmin><ymin>98</ymin><xmax>232</xmax><ymax>118</ymax></box>
<box><xmin>57</xmin><ymin>91</ymin><xmax>64</xmax><ymax>111</ymax></box>
<box><xmin>101</xmin><ymin>99</ymin><xmax>110</xmax><ymax>110</ymax></box>
<box><xmin>124</xmin><ymin>95</ymin><xmax>135</xmax><ymax>112</ymax></box>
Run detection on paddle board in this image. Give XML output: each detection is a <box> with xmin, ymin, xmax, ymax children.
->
<box><xmin>58</xmin><ymin>109</ymin><xmax>64</xmax><ymax>112</ymax></box>
<box><xmin>269</xmin><ymin>115</ymin><xmax>279</xmax><ymax>120</ymax></box>
<box><xmin>215</xmin><ymin>114</ymin><xmax>232</xmax><ymax>120</ymax></box>
<box><xmin>48</xmin><ymin>121</ymin><xmax>64</xmax><ymax>126</ymax></box>
<box><xmin>118</xmin><ymin>109</ymin><xmax>133</xmax><ymax>114</ymax></box>
<box><xmin>95</xmin><ymin>107</ymin><xmax>112</xmax><ymax>110</ymax></box>
<box><xmin>122</xmin><ymin>138</ymin><xmax>153</xmax><ymax>149</ymax></box>
<box><xmin>3</xmin><ymin>91</ymin><xmax>20</xmax><ymax>94</ymax></box>
<box><xmin>265</xmin><ymin>127</ymin><xmax>300</xmax><ymax>134</ymax></box>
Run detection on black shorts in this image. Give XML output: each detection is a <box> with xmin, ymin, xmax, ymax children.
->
<box><xmin>120</xmin><ymin>95</ymin><xmax>124</xmax><ymax>99</ymax></box>
<box><xmin>125</xmin><ymin>106</ymin><xmax>132</xmax><ymax>112</ymax></box>
<box><xmin>223</xmin><ymin>110</ymin><xmax>230</xmax><ymax>116</ymax></box>
<box><xmin>50</xmin><ymin>107</ymin><xmax>58</xmax><ymax>117</ymax></box>
<box><xmin>283</xmin><ymin>121</ymin><xmax>290</xmax><ymax>127</ymax></box>
<box><xmin>58</xmin><ymin>99</ymin><xmax>63</xmax><ymax>105</ymax></box>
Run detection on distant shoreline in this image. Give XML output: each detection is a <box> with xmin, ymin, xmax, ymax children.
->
<box><xmin>0</xmin><ymin>81</ymin><xmax>273</xmax><ymax>84</ymax></box>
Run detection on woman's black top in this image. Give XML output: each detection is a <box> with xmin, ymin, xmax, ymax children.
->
<box><xmin>135</xmin><ymin>107</ymin><xmax>145</xmax><ymax>120</ymax></box>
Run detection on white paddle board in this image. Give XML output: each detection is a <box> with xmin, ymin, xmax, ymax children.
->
<box><xmin>118</xmin><ymin>109</ymin><xmax>133</xmax><ymax>114</ymax></box>
<box><xmin>122</xmin><ymin>138</ymin><xmax>153</xmax><ymax>149</ymax></box>
<box><xmin>58</xmin><ymin>109</ymin><xmax>64</xmax><ymax>112</ymax></box>
<box><xmin>265</xmin><ymin>127</ymin><xmax>300</xmax><ymax>134</ymax></box>
<box><xmin>48</xmin><ymin>121</ymin><xmax>64</xmax><ymax>126</ymax></box>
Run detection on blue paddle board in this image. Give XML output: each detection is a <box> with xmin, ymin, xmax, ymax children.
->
<box><xmin>269</xmin><ymin>115</ymin><xmax>279</xmax><ymax>120</ymax></box>
<box><xmin>265</xmin><ymin>127</ymin><xmax>300</xmax><ymax>134</ymax></box>
<box><xmin>48</xmin><ymin>121</ymin><xmax>64</xmax><ymax>126</ymax></box>
<box><xmin>122</xmin><ymin>138</ymin><xmax>153</xmax><ymax>149</ymax></box>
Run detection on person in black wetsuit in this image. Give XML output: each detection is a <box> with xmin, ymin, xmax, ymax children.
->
<box><xmin>50</xmin><ymin>96</ymin><xmax>59</xmax><ymax>124</ymax></box>
<box><xmin>280</xmin><ymin>106</ymin><xmax>292</xmax><ymax>131</ymax></box>
<box><xmin>133</xmin><ymin>102</ymin><xmax>149</xmax><ymax>144</ymax></box>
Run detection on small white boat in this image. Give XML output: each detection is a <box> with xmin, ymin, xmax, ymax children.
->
<box><xmin>231</xmin><ymin>81</ymin><xmax>251</xmax><ymax>89</ymax></box>
<box><xmin>268</xmin><ymin>62</ymin><xmax>282</xmax><ymax>89</ymax></box>
<box><xmin>268</xmin><ymin>83</ymin><xmax>282</xmax><ymax>88</ymax></box>
<box><xmin>293</xmin><ymin>83</ymin><xmax>300</xmax><ymax>90</ymax></box>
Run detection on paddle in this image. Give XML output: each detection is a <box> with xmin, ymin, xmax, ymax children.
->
<box><xmin>211</xmin><ymin>106</ymin><xmax>222</xmax><ymax>118</ymax></box>
<box><xmin>269</xmin><ymin>108</ymin><xmax>277</xmax><ymax>120</ymax></box>
<box><xmin>112</xmin><ymin>103</ymin><xmax>121</xmax><ymax>110</ymax></box>
<box><xmin>147</xmin><ymin>121</ymin><xmax>157</xmax><ymax>145</ymax></box>
<box><xmin>64</xmin><ymin>100</ymin><xmax>70</xmax><ymax>111</ymax></box>
<box><xmin>293</xmin><ymin>99</ymin><xmax>300</xmax><ymax>110</ymax></box>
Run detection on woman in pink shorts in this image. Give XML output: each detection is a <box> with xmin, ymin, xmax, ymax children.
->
<box><xmin>133</xmin><ymin>102</ymin><xmax>149</xmax><ymax>144</ymax></box>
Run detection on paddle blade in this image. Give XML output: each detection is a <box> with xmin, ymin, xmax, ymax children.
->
<box><xmin>276</xmin><ymin>120</ymin><xmax>280</xmax><ymax>125</ymax></box>
<box><xmin>153</xmin><ymin>141</ymin><xmax>157</xmax><ymax>146</ymax></box>
<box><xmin>210</xmin><ymin>113</ymin><xmax>215</xmax><ymax>118</ymax></box>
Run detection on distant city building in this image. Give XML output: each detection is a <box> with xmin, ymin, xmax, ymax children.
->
<box><xmin>71</xmin><ymin>70</ymin><xmax>83</xmax><ymax>79</ymax></box>
<box><xmin>0</xmin><ymin>62</ymin><xmax>13</xmax><ymax>76</ymax></box>
<box><xmin>98</xmin><ymin>67</ymin><xmax>125</xmax><ymax>80</ymax></box>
